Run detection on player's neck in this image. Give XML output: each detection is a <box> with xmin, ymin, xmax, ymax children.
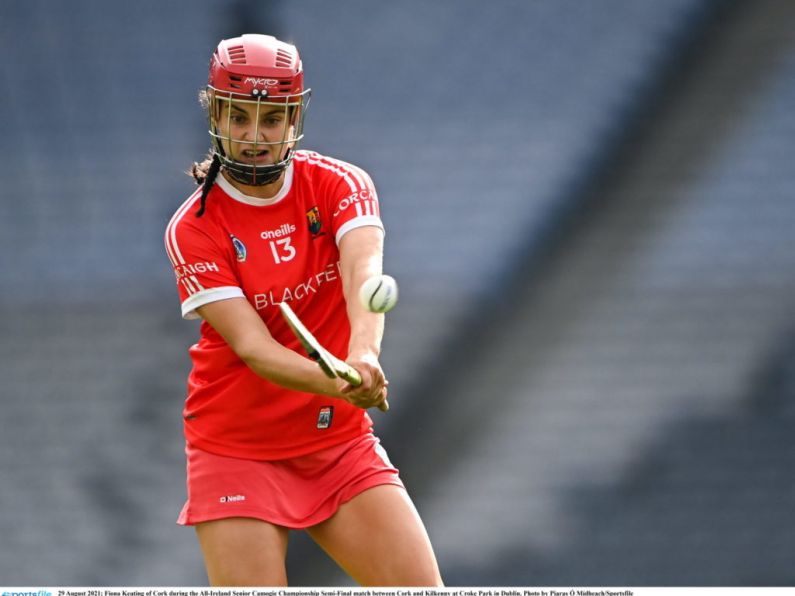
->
<box><xmin>221</xmin><ymin>170</ymin><xmax>285</xmax><ymax>200</ymax></box>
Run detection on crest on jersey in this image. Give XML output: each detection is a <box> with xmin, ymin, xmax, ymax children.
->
<box><xmin>316</xmin><ymin>406</ymin><xmax>334</xmax><ymax>429</ymax></box>
<box><xmin>306</xmin><ymin>206</ymin><xmax>323</xmax><ymax>236</ymax></box>
<box><xmin>230</xmin><ymin>234</ymin><xmax>247</xmax><ymax>262</ymax></box>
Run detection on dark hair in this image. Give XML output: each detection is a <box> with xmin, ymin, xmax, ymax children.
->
<box><xmin>190</xmin><ymin>153</ymin><xmax>221</xmax><ymax>217</ymax></box>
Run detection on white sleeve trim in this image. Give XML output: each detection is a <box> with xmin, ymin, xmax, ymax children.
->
<box><xmin>181</xmin><ymin>286</ymin><xmax>246</xmax><ymax>320</ymax></box>
<box><xmin>335</xmin><ymin>216</ymin><xmax>385</xmax><ymax>246</ymax></box>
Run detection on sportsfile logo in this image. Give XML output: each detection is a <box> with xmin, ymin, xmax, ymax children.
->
<box><xmin>2</xmin><ymin>591</ymin><xmax>51</xmax><ymax>596</ymax></box>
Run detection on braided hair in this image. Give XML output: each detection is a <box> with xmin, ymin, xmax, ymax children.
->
<box><xmin>190</xmin><ymin>153</ymin><xmax>222</xmax><ymax>217</ymax></box>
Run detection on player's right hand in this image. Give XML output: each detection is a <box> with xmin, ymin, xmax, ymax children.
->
<box><xmin>342</xmin><ymin>350</ymin><xmax>389</xmax><ymax>411</ymax></box>
<box><xmin>339</xmin><ymin>352</ymin><xmax>389</xmax><ymax>410</ymax></box>
<box><xmin>341</xmin><ymin>377</ymin><xmax>388</xmax><ymax>410</ymax></box>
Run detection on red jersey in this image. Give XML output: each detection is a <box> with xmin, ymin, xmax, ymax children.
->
<box><xmin>164</xmin><ymin>150</ymin><xmax>384</xmax><ymax>460</ymax></box>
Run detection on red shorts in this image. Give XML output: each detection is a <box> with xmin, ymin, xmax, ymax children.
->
<box><xmin>177</xmin><ymin>432</ymin><xmax>404</xmax><ymax>529</ymax></box>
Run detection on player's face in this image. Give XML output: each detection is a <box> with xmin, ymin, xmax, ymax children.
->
<box><xmin>215</xmin><ymin>99</ymin><xmax>295</xmax><ymax>165</ymax></box>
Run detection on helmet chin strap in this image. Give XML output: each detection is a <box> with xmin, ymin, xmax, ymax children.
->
<box><xmin>218</xmin><ymin>148</ymin><xmax>292</xmax><ymax>186</ymax></box>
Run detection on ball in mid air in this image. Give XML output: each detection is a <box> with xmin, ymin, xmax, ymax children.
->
<box><xmin>359</xmin><ymin>275</ymin><xmax>399</xmax><ymax>313</ymax></box>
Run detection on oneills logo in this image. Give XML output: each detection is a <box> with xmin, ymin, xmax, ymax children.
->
<box><xmin>260</xmin><ymin>223</ymin><xmax>296</xmax><ymax>239</ymax></box>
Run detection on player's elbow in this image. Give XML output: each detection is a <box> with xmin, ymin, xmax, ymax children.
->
<box><xmin>233</xmin><ymin>336</ymin><xmax>287</xmax><ymax>382</ymax></box>
<box><xmin>229</xmin><ymin>335</ymin><xmax>267</xmax><ymax>368</ymax></box>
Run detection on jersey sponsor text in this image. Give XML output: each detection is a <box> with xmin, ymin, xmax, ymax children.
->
<box><xmin>253</xmin><ymin>261</ymin><xmax>341</xmax><ymax>309</ymax></box>
<box><xmin>174</xmin><ymin>261</ymin><xmax>220</xmax><ymax>280</ymax></box>
<box><xmin>333</xmin><ymin>189</ymin><xmax>378</xmax><ymax>217</ymax></box>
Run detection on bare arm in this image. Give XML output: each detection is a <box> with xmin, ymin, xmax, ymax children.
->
<box><xmin>338</xmin><ymin>226</ymin><xmax>388</xmax><ymax>407</ymax></box>
<box><xmin>196</xmin><ymin>297</ymin><xmax>345</xmax><ymax>397</ymax></box>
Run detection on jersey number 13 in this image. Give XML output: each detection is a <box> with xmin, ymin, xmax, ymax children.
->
<box><xmin>269</xmin><ymin>238</ymin><xmax>296</xmax><ymax>264</ymax></box>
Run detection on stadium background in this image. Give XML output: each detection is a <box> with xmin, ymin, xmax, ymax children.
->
<box><xmin>1</xmin><ymin>0</ymin><xmax>794</xmax><ymax>586</ymax></box>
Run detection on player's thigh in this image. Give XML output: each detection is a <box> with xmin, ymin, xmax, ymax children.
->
<box><xmin>307</xmin><ymin>484</ymin><xmax>443</xmax><ymax>587</ymax></box>
<box><xmin>195</xmin><ymin>517</ymin><xmax>290</xmax><ymax>586</ymax></box>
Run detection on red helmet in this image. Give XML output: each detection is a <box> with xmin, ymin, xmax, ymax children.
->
<box><xmin>205</xmin><ymin>34</ymin><xmax>310</xmax><ymax>185</ymax></box>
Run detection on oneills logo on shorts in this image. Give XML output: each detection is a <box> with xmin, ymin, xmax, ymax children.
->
<box><xmin>317</xmin><ymin>406</ymin><xmax>334</xmax><ymax>429</ymax></box>
<box><xmin>219</xmin><ymin>495</ymin><xmax>246</xmax><ymax>503</ymax></box>
<box><xmin>230</xmin><ymin>234</ymin><xmax>247</xmax><ymax>262</ymax></box>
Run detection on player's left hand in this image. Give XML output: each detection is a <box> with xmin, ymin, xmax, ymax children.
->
<box><xmin>341</xmin><ymin>351</ymin><xmax>388</xmax><ymax>410</ymax></box>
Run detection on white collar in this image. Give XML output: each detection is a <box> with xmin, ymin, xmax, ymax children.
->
<box><xmin>216</xmin><ymin>162</ymin><xmax>294</xmax><ymax>207</ymax></box>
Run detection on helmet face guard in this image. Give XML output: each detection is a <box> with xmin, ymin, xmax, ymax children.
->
<box><xmin>207</xmin><ymin>86</ymin><xmax>310</xmax><ymax>186</ymax></box>
<box><xmin>205</xmin><ymin>34</ymin><xmax>310</xmax><ymax>186</ymax></box>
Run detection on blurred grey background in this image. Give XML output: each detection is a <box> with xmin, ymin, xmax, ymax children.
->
<box><xmin>1</xmin><ymin>0</ymin><xmax>794</xmax><ymax>587</ymax></box>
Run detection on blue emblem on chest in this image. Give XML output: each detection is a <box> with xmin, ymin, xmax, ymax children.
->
<box><xmin>230</xmin><ymin>234</ymin><xmax>247</xmax><ymax>262</ymax></box>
